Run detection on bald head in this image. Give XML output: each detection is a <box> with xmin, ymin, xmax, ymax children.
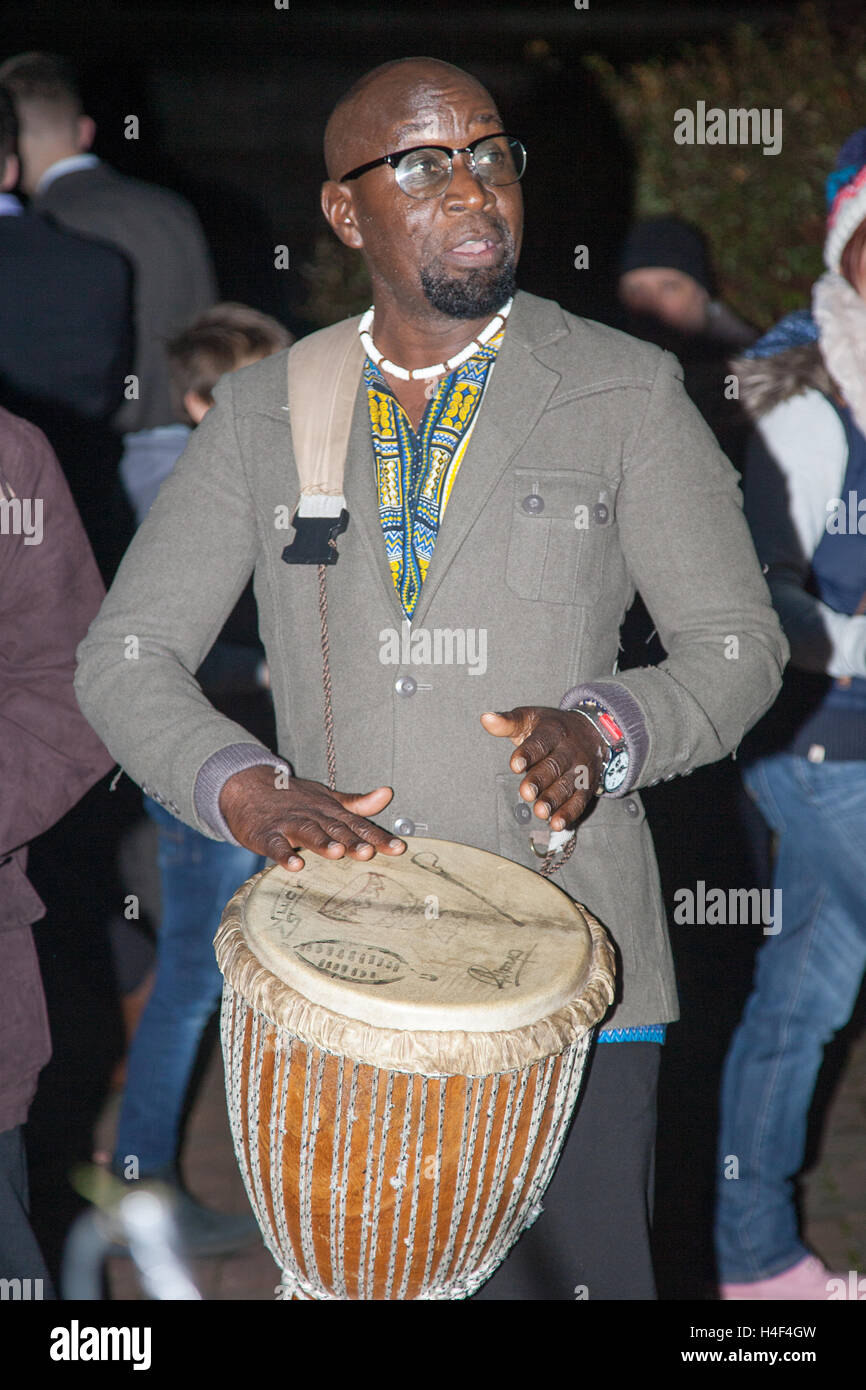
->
<box><xmin>320</xmin><ymin>55</ymin><xmax>522</xmax><ymax>330</ymax></box>
<box><xmin>324</xmin><ymin>57</ymin><xmax>499</xmax><ymax>182</ymax></box>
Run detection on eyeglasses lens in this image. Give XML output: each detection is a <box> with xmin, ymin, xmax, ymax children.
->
<box><xmin>395</xmin><ymin>137</ymin><xmax>526</xmax><ymax>199</ymax></box>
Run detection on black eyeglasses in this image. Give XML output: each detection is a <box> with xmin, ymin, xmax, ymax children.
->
<box><xmin>339</xmin><ymin>132</ymin><xmax>527</xmax><ymax>200</ymax></box>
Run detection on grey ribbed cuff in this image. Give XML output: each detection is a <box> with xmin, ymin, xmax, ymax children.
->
<box><xmin>558</xmin><ymin>682</ymin><xmax>649</xmax><ymax>796</ymax></box>
<box><xmin>194</xmin><ymin>743</ymin><xmax>291</xmax><ymax>843</ymax></box>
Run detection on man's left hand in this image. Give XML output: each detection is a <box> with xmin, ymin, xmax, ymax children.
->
<box><xmin>481</xmin><ymin>706</ymin><xmax>607</xmax><ymax>831</ymax></box>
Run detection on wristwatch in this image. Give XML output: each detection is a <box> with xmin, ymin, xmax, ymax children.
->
<box><xmin>569</xmin><ymin>698</ymin><xmax>630</xmax><ymax>794</ymax></box>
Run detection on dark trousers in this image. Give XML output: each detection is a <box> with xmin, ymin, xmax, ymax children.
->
<box><xmin>0</xmin><ymin>1125</ymin><xmax>55</xmax><ymax>1296</ymax></box>
<box><xmin>473</xmin><ymin>1041</ymin><xmax>660</xmax><ymax>1300</ymax></box>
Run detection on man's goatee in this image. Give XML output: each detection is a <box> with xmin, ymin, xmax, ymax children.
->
<box><xmin>419</xmin><ymin>259</ymin><xmax>517</xmax><ymax>319</ymax></box>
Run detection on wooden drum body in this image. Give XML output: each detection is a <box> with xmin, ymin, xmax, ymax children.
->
<box><xmin>215</xmin><ymin>838</ymin><xmax>615</xmax><ymax>1301</ymax></box>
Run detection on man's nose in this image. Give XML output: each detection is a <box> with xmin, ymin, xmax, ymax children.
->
<box><xmin>445</xmin><ymin>151</ymin><xmax>493</xmax><ymax>209</ymax></box>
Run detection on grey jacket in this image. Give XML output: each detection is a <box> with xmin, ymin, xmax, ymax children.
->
<box><xmin>75</xmin><ymin>290</ymin><xmax>787</xmax><ymax>1029</ymax></box>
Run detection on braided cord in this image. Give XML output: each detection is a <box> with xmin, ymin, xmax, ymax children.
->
<box><xmin>317</xmin><ymin>562</ymin><xmax>337</xmax><ymax>791</ymax></box>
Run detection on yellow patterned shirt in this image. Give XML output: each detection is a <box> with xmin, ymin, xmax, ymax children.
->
<box><xmin>364</xmin><ymin>326</ymin><xmax>505</xmax><ymax>620</ymax></box>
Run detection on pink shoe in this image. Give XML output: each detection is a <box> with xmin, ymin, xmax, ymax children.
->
<box><xmin>720</xmin><ymin>1255</ymin><xmax>845</xmax><ymax>1300</ymax></box>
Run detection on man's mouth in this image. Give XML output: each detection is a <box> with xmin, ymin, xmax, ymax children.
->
<box><xmin>445</xmin><ymin>236</ymin><xmax>502</xmax><ymax>265</ymax></box>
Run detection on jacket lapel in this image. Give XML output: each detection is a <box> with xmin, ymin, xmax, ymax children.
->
<box><xmin>407</xmin><ymin>291</ymin><xmax>568</xmax><ymax>627</ymax></box>
<box><xmin>283</xmin><ymin>291</ymin><xmax>572</xmax><ymax>629</ymax></box>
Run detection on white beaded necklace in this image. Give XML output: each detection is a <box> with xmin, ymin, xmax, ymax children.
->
<box><xmin>358</xmin><ymin>297</ymin><xmax>513</xmax><ymax>382</ymax></box>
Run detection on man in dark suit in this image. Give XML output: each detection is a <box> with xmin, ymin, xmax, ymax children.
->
<box><xmin>0</xmin><ymin>84</ymin><xmax>133</xmax><ymax>578</ymax></box>
<box><xmin>1</xmin><ymin>51</ymin><xmax>218</xmax><ymax>444</ymax></box>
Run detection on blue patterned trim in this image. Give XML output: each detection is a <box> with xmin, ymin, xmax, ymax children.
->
<box><xmin>741</xmin><ymin>309</ymin><xmax>817</xmax><ymax>360</ymax></box>
<box><xmin>596</xmin><ymin>1025</ymin><xmax>667</xmax><ymax>1044</ymax></box>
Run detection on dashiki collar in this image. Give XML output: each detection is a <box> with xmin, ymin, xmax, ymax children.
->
<box><xmin>364</xmin><ymin>325</ymin><xmax>505</xmax><ymax>621</ymax></box>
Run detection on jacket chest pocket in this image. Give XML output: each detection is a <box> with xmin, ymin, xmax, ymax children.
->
<box><xmin>504</xmin><ymin>468</ymin><xmax>616</xmax><ymax>604</ymax></box>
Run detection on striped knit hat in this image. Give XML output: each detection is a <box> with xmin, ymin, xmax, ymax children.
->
<box><xmin>825</xmin><ymin>127</ymin><xmax>866</xmax><ymax>274</ymax></box>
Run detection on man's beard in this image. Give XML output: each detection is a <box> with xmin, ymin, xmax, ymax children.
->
<box><xmin>420</xmin><ymin>248</ymin><xmax>517</xmax><ymax>320</ymax></box>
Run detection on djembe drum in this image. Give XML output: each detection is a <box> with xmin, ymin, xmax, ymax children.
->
<box><xmin>214</xmin><ymin>836</ymin><xmax>614</xmax><ymax>1301</ymax></box>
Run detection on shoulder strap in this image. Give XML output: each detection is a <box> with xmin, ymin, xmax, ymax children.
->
<box><xmin>286</xmin><ymin>315</ymin><xmax>365</xmax><ymax>503</ymax></box>
<box><xmin>283</xmin><ymin>316</ymin><xmax>365</xmax><ymax>793</ymax></box>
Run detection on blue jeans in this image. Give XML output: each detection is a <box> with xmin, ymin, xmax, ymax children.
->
<box><xmin>114</xmin><ymin>797</ymin><xmax>264</xmax><ymax>1174</ymax></box>
<box><xmin>715</xmin><ymin>753</ymin><xmax>866</xmax><ymax>1282</ymax></box>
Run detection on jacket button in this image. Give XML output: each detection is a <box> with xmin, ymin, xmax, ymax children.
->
<box><xmin>624</xmin><ymin>799</ymin><xmax>640</xmax><ymax>817</ymax></box>
<box><xmin>395</xmin><ymin>675</ymin><xmax>417</xmax><ymax>697</ymax></box>
<box><xmin>594</xmin><ymin>502</ymin><xmax>609</xmax><ymax>524</ymax></box>
<box><xmin>393</xmin><ymin>816</ymin><xmax>415</xmax><ymax>836</ymax></box>
<box><xmin>514</xmin><ymin>803</ymin><xmax>533</xmax><ymax>824</ymax></box>
<box><xmin>521</xmin><ymin>493</ymin><xmax>545</xmax><ymax>515</ymax></box>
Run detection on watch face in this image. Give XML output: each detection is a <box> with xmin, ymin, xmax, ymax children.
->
<box><xmin>603</xmin><ymin>750</ymin><xmax>630</xmax><ymax>792</ymax></box>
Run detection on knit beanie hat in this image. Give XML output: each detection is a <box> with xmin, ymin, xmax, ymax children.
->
<box><xmin>618</xmin><ymin>217</ymin><xmax>715</xmax><ymax>294</ymax></box>
<box><xmin>824</xmin><ymin>128</ymin><xmax>866</xmax><ymax>274</ymax></box>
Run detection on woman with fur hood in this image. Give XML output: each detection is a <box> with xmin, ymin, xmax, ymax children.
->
<box><xmin>715</xmin><ymin>130</ymin><xmax>866</xmax><ymax>1300</ymax></box>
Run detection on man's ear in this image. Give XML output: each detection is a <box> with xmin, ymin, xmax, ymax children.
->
<box><xmin>183</xmin><ymin>390</ymin><xmax>211</xmax><ymax>425</ymax></box>
<box><xmin>321</xmin><ymin>180</ymin><xmax>364</xmax><ymax>250</ymax></box>
<box><xmin>77</xmin><ymin>115</ymin><xmax>96</xmax><ymax>152</ymax></box>
<box><xmin>1</xmin><ymin>153</ymin><xmax>19</xmax><ymax>193</ymax></box>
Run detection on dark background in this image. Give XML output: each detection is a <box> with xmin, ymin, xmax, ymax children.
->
<box><xmin>0</xmin><ymin>0</ymin><xmax>844</xmax><ymax>332</ymax></box>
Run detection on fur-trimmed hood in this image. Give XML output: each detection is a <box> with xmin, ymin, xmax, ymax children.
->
<box><xmin>732</xmin><ymin>342</ymin><xmax>834</xmax><ymax>422</ymax></box>
<box><xmin>733</xmin><ymin>272</ymin><xmax>866</xmax><ymax>434</ymax></box>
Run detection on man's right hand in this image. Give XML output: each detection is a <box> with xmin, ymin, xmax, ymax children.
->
<box><xmin>218</xmin><ymin>765</ymin><xmax>406</xmax><ymax>872</ymax></box>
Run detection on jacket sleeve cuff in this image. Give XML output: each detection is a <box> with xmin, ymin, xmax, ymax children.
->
<box><xmin>558</xmin><ymin>681</ymin><xmax>649</xmax><ymax>796</ymax></box>
<box><xmin>194</xmin><ymin>743</ymin><xmax>292</xmax><ymax>843</ymax></box>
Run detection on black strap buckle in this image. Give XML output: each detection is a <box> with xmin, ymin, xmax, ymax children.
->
<box><xmin>281</xmin><ymin>508</ymin><xmax>349</xmax><ymax>566</ymax></box>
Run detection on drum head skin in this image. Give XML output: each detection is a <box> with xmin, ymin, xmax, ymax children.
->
<box><xmin>239</xmin><ymin>838</ymin><xmax>592</xmax><ymax>1032</ymax></box>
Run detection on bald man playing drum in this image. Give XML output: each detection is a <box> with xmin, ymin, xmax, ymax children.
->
<box><xmin>76</xmin><ymin>57</ymin><xmax>786</xmax><ymax>1299</ymax></box>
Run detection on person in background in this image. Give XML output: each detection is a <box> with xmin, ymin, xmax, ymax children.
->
<box><xmin>109</xmin><ymin>303</ymin><xmax>292</xmax><ymax>1258</ymax></box>
<box><xmin>0</xmin><ymin>51</ymin><xmax>218</xmax><ymax>524</ymax></box>
<box><xmin>619</xmin><ymin>215</ymin><xmax>756</xmax><ymax>346</ymax></box>
<box><xmin>614</xmin><ymin>218</ymin><xmax>769</xmax><ymax>1295</ymax></box>
<box><xmin>0</xmin><ymin>82</ymin><xmax>132</xmax><ymax>579</ymax></box>
<box><xmin>714</xmin><ymin>129</ymin><xmax>866</xmax><ymax>1300</ymax></box>
<box><xmin>618</xmin><ymin>216</ymin><xmax>756</xmax><ymax>467</ymax></box>
<box><xmin>0</xmin><ymin>406</ymin><xmax>114</xmax><ymax>1293</ymax></box>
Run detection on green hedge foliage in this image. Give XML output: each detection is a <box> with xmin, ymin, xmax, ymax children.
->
<box><xmin>587</xmin><ymin>4</ymin><xmax>866</xmax><ymax>328</ymax></box>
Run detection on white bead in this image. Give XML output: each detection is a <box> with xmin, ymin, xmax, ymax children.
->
<box><xmin>357</xmin><ymin>298</ymin><xmax>511</xmax><ymax>379</ymax></box>
<box><xmin>379</xmin><ymin>358</ymin><xmax>411</xmax><ymax>380</ymax></box>
<box><xmin>445</xmin><ymin>342</ymin><xmax>477</xmax><ymax>369</ymax></box>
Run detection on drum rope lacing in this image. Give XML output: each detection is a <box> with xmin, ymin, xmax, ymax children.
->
<box><xmin>222</xmin><ymin>978</ymin><xmax>593</xmax><ymax>1301</ymax></box>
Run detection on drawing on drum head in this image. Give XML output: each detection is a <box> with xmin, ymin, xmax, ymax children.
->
<box><xmin>269</xmin><ymin>881</ymin><xmax>310</xmax><ymax>939</ymax></box>
<box><xmin>411</xmin><ymin>851</ymin><xmax>526</xmax><ymax>927</ymax></box>
<box><xmin>467</xmin><ymin>945</ymin><xmax>536</xmax><ymax>990</ymax></box>
<box><xmin>317</xmin><ymin>872</ymin><xmax>422</xmax><ymax>928</ymax></box>
<box><xmin>294</xmin><ymin>939</ymin><xmax>439</xmax><ymax>985</ymax></box>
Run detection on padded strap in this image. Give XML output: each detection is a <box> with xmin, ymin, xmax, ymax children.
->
<box><xmin>286</xmin><ymin>315</ymin><xmax>365</xmax><ymax>499</ymax></box>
